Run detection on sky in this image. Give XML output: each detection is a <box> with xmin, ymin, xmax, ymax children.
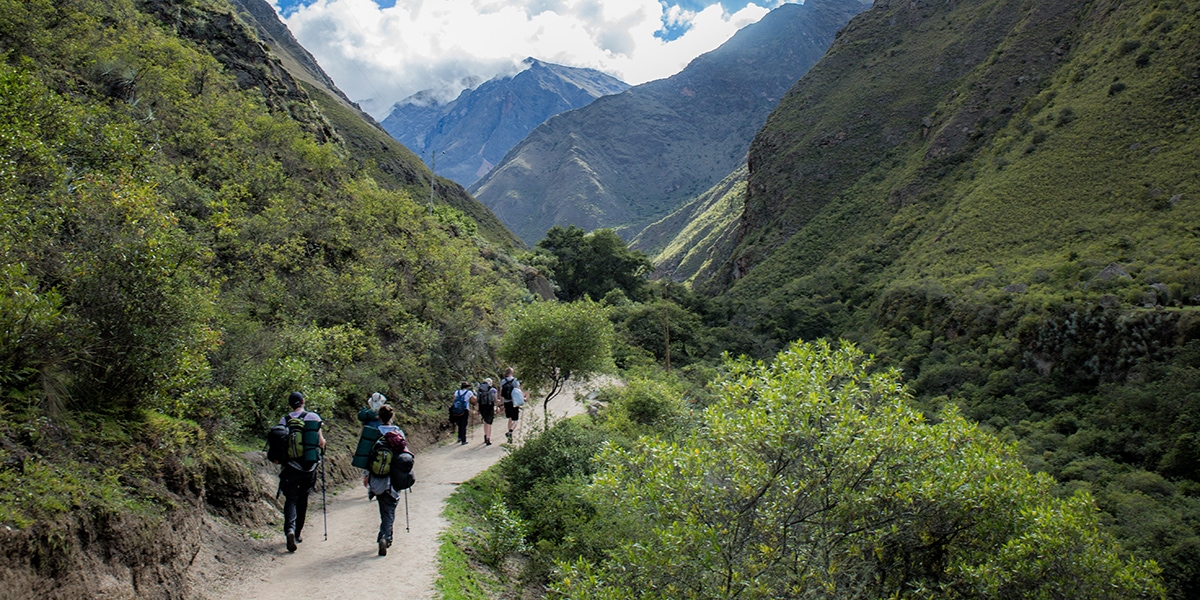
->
<box><xmin>270</xmin><ymin>0</ymin><xmax>799</xmax><ymax>118</ymax></box>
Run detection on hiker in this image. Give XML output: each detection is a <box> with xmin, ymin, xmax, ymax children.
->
<box><xmin>362</xmin><ymin>405</ymin><xmax>411</xmax><ymax>556</ymax></box>
<box><xmin>359</xmin><ymin>391</ymin><xmax>387</xmax><ymax>428</ymax></box>
<box><xmin>499</xmin><ymin>367</ymin><xmax>520</xmax><ymax>442</ymax></box>
<box><xmin>450</xmin><ymin>382</ymin><xmax>473</xmax><ymax>445</ymax></box>
<box><xmin>278</xmin><ymin>391</ymin><xmax>325</xmax><ymax>553</ymax></box>
<box><xmin>473</xmin><ymin>378</ymin><xmax>499</xmax><ymax>445</ymax></box>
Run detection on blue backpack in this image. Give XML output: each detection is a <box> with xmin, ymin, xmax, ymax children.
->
<box><xmin>449</xmin><ymin>389</ymin><xmax>470</xmax><ymax>419</ymax></box>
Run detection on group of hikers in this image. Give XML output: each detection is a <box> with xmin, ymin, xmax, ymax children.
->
<box><xmin>266</xmin><ymin>368</ymin><xmax>523</xmax><ymax>556</ymax></box>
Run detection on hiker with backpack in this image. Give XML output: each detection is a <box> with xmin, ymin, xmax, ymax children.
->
<box><xmin>449</xmin><ymin>382</ymin><xmax>473</xmax><ymax>445</ymax></box>
<box><xmin>274</xmin><ymin>391</ymin><xmax>325</xmax><ymax>553</ymax></box>
<box><xmin>473</xmin><ymin>378</ymin><xmax>499</xmax><ymax>446</ymax></box>
<box><xmin>362</xmin><ymin>405</ymin><xmax>414</xmax><ymax>556</ymax></box>
<box><xmin>499</xmin><ymin>367</ymin><xmax>521</xmax><ymax>442</ymax></box>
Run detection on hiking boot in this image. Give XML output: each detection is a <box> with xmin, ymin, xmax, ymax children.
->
<box><xmin>484</xmin><ymin>437</ymin><xmax>491</xmax><ymax>446</ymax></box>
<box><xmin>378</xmin><ymin>539</ymin><xmax>388</xmax><ymax>556</ymax></box>
<box><xmin>295</xmin><ymin>531</ymin><xmax>303</xmax><ymax>543</ymax></box>
<box><xmin>286</xmin><ymin>530</ymin><xmax>297</xmax><ymax>553</ymax></box>
<box><xmin>460</xmin><ymin>439</ymin><xmax>467</xmax><ymax>445</ymax></box>
<box><xmin>505</xmin><ymin>431</ymin><xmax>513</xmax><ymax>442</ymax></box>
<box><xmin>386</xmin><ymin>537</ymin><xmax>393</xmax><ymax>548</ymax></box>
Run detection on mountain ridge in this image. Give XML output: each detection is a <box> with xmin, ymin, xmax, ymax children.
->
<box><xmin>470</xmin><ymin>0</ymin><xmax>870</xmax><ymax>245</ymax></box>
<box><xmin>382</xmin><ymin>58</ymin><xmax>630</xmax><ymax>187</ymax></box>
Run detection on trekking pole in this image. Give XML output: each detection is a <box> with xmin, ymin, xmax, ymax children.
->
<box><xmin>404</xmin><ymin>488</ymin><xmax>410</xmax><ymax>533</ymax></box>
<box><xmin>320</xmin><ymin>450</ymin><xmax>328</xmax><ymax>541</ymax></box>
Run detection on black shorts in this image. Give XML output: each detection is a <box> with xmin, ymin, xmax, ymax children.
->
<box><xmin>504</xmin><ymin>402</ymin><xmax>520</xmax><ymax>421</ymax></box>
<box><xmin>479</xmin><ymin>402</ymin><xmax>495</xmax><ymax>424</ymax></box>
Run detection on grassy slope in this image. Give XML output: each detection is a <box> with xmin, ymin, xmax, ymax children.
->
<box><xmin>633</xmin><ymin>165</ymin><xmax>747</xmax><ymax>285</ymax></box>
<box><xmin>303</xmin><ymin>82</ymin><xmax>525</xmax><ymax>251</ymax></box>
<box><xmin>702</xmin><ymin>1</ymin><xmax>1200</xmax><ymax>595</ymax></box>
<box><xmin>717</xmin><ymin>0</ymin><xmax>1199</xmax><ymax>327</ymax></box>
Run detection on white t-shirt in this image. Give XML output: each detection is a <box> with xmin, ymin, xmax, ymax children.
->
<box><xmin>279</xmin><ymin>409</ymin><xmax>322</xmax><ymax>426</ymax></box>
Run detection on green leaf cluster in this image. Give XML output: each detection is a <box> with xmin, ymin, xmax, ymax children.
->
<box><xmin>555</xmin><ymin>340</ymin><xmax>1165</xmax><ymax>599</ymax></box>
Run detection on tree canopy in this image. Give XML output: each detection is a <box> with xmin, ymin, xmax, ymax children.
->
<box><xmin>536</xmin><ymin>226</ymin><xmax>651</xmax><ymax>302</ymax></box>
<box><xmin>555</xmin><ymin>340</ymin><xmax>1165</xmax><ymax>599</ymax></box>
<box><xmin>498</xmin><ymin>299</ymin><xmax>614</xmax><ymax>421</ymax></box>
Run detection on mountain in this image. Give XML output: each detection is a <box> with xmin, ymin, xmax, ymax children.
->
<box><xmin>226</xmin><ymin>0</ymin><xmax>522</xmax><ymax>250</ymax></box>
<box><xmin>696</xmin><ymin>0</ymin><xmax>1200</xmax><ymax>594</ymax></box>
<box><xmin>382</xmin><ymin>58</ymin><xmax>630</xmax><ymax>187</ymax></box>
<box><xmin>469</xmin><ymin>0</ymin><xmax>870</xmax><ymax>246</ymax></box>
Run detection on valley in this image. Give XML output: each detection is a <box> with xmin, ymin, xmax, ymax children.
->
<box><xmin>1</xmin><ymin>0</ymin><xmax>1198</xmax><ymax>598</ymax></box>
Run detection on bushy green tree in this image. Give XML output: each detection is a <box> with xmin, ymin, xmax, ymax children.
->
<box><xmin>536</xmin><ymin>226</ymin><xmax>651</xmax><ymax>302</ymax></box>
<box><xmin>555</xmin><ymin>340</ymin><xmax>1164</xmax><ymax>599</ymax></box>
<box><xmin>498</xmin><ymin>299</ymin><xmax>614</xmax><ymax>422</ymax></box>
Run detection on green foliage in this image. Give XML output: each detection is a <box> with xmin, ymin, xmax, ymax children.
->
<box><xmin>554</xmin><ymin>340</ymin><xmax>1164</xmax><ymax>599</ymax></box>
<box><xmin>536</xmin><ymin>226</ymin><xmax>652</xmax><ymax>302</ymax></box>
<box><xmin>498</xmin><ymin>299</ymin><xmax>615</xmax><ymax>415</ymax></box>
<box><xmin>479</xmin><ymin>499</ymin><xmax>530</xmax><ymax>567</ymax></box>
<box><xmin>592</xmin><ymin>376</ymin><xmax>695</xmax><ymax>441</ymax></box>
<box><xmin>501</xmin><ymin>417</ymin><xmax>608</xmax><ymax>502</ymax></box>
<box><xmin>0</xmin><ymin>0</ymin><xmax>525</xmax><ymax>547</ymax></box>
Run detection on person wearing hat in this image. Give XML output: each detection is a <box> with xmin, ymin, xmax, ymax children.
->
<box><xmin>473</xmin><ymin>378</ymin><xmax>499</xmax><ymax>446</ymax></box>
<box><xmin>278</xmin><ymin>391</ymin><xmax>326</xmax><ymax>552</ymax></box>
<box><xmin>450</xmin><ymin>382</ymin><xmax>474</xmax><ymax>445</ymax></box>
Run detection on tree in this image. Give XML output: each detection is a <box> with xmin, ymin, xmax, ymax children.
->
<box><xmin>555</xmin><ymin>339</ymin><xmax>1165</xmax><ymax>599</ymax></box>
<box><xmin>498</xmin><ymin>299</ymin><xmax>614</xmax><ymax>425</ymax></box>
<box><xmin>536</xmin><ymin>226</ymin><xmax>651</xmax><ymax>302</ymax></box>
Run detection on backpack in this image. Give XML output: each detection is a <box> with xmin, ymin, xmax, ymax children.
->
<box><xmin>477</xmin><ymin>383</ymin><xmax>494</xmax><ymax>406</ymax></box>
<box><xmin>500</xmin><ymin>377</ymin><xmax>515</xmax><ymax>401</ymax></box>
<box><xmin>285</xmin><ymin>412</ymin><xmax>308</xmax><ymax>460</ymax></box>
<box><xmin>450</xmin><ymin>389</ymin><xmax>470</xmax><ymax>416</ymax></box>
<box><xmin>368</xmin><ymin>440</ymin><xmax>395</xmax><ymax>476</ymax></box>
<box><xmin>266</xmin><ymin>424</ymin><xmax>290</xmax><ymax>463</ymax></box>
<box><xmin>368</xmin><ymin>431</ymin><xmax>415</xmax><ymax>490</ymax></box>
<box><xmin>390</xmin><ymin>451</ymin><xmax>415</xmax><ymax>491</ymax></box>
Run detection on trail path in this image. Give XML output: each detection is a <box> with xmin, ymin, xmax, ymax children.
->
<box><xmin>212</xmin><ymin>380</ymin><xmax>604</xmax><ymax>600</ymax></box>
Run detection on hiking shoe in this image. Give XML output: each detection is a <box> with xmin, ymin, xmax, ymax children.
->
<box><xmin>505</xmin><ymin>431</ymin><xmax>513</xmax><ymax>441</ymax></box>
<box><xmin>460</xmin><ymin>440</ymin><xmax>467</xmax><ymax>445</ymax></box>
<box><xmin>295</xmin><ymin>532</ymin><xmax>303</xmax><ymax>543</ymax></box>
<box><xmin>386</xmin><ymin>537</ymin><xmax>393</xmax><ymax>548</ymax></box>
<box><xmin>286</xmin><ymin>530</ymin><xmax>297</xmax><ymax>553</ymax></box>
<box><xmin>484</xmin><ymin>437</ymin><xmax>491</xmax><ymax>446</ymax></box>
<box><xmin>378</xmin><ymin>540</ymin><xmax>388</xmax><ymax>556</ymax></box>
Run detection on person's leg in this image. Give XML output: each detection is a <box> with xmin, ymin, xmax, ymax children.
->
<box><xmin>457</xmin><ymin>413</ymin><xmax>468</xmax><ymax>444</ymax></box>
<box><xmin>281</xmin><ymin>471</ymin><xmax>299</xmax><ymax>551</ymax></box>
<box><xmin>505</xmin><ymin>403</ymin><xmax>518</xmax><ymax>440</ymax></box>
<box><xmin>377</xmin><ymin>492</ymin><xmax>398</xmax><ymax>543</ymax></box>
<box><xmin>482</xmin><ymin>405</ymin><xmax>493</xmax><ymax>444</ymax></box>
<box><xmin>294</xmin><ymin>473</ymin><xmax>313</xmax><ymax>540</ymax></box>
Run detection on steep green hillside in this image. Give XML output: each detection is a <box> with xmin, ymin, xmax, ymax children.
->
<box><xmin>633</xmin><ymin>165</ymin><xmax>746</xmax><ymax>285</ymax></box>
<box><xmin>227</xmin><ymin>0</ymin><xmax>523</xmax><ymax>250</ymax></box>
<box><xmin>705</xmin><ymin>0</ymin><xmax>1200</xmax><ymax>595</ymax></box>
<box><xmin>0</xmin><ymin>0</ymin><xmax>524</xmax><ymax>595</ymax></box>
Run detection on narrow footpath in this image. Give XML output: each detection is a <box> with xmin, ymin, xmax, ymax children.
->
<box><xmin>210</xmin><ymin>381</ymin><xmax>600</xmax><ymax>600</ymax></box>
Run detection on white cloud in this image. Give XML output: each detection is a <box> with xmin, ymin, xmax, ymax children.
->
<box><xmin>276</xmin><ymin>0</ymin><xmax>781</xmax><ymax>118</ymax></box>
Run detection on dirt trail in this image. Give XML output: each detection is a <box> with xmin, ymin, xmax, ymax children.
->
<box><xmin>211</xmin><ymin>380</ymin><xmax>604</xmax><ymax>600</ymax></box>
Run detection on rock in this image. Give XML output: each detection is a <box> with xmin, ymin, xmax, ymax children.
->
<box><xmin>1095</xmin><ymin>263</ymin><xmax>1131</xmax><ymax>280</ymax></box>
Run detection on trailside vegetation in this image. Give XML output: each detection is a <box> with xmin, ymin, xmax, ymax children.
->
<box><xmin>498</xmin><ymin>299</ymin><xmax>615</xmax><ymax>422</ymax></box>
<box><xmin>0</xmin><ymin>0</ymin><xmax>523</xmax><ymax>590</ymax></box>
<box><xmin>453</xmin><ymin>341</ymin><xmax>1164</xmax><ymax>598</ymax></box>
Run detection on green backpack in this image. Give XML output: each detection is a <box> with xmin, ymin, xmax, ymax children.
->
<box><xmin>286</xmin><ymin>412</ymin><xmax>308</xmax><ymax>460</ymax></box>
